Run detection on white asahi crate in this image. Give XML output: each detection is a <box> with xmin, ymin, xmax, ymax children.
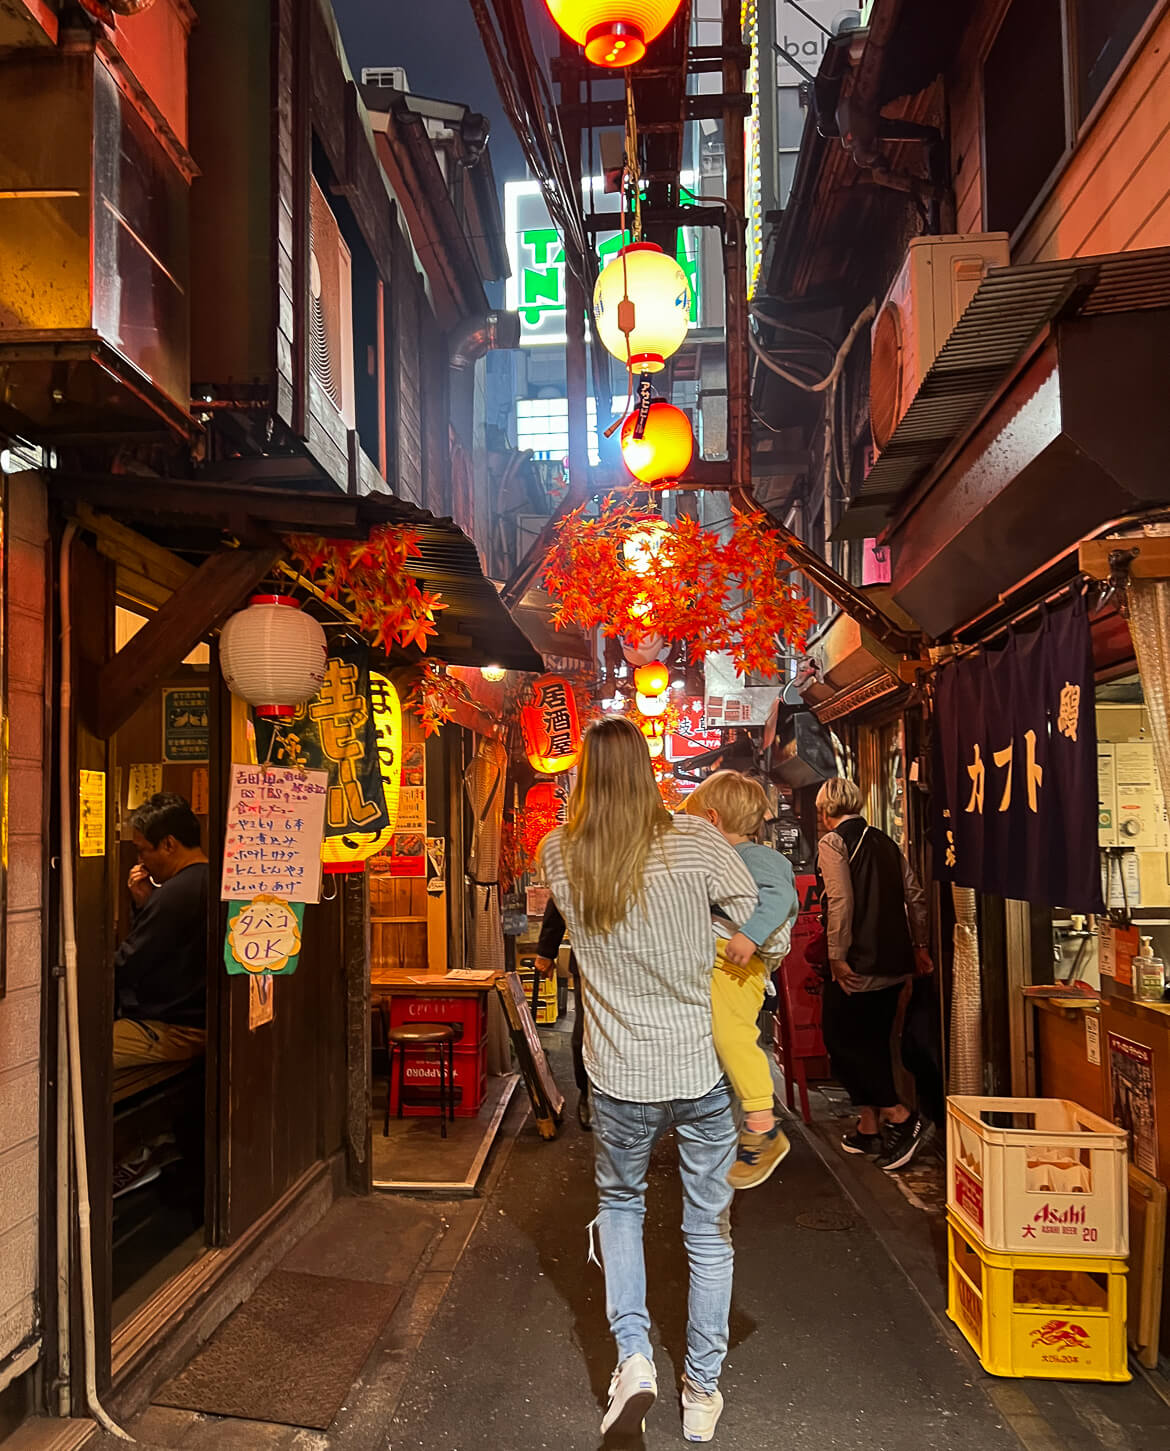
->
<box><xmin>947</xmin><ymin>1096</ymin><xmax>1129</xmax><ymax>1258</ymax></box>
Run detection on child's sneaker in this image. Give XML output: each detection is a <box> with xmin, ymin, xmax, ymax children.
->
<box><xmin>727</xmin><ymin>1122</ymin><xmax>790</xmax><ymax>1190</ymax></box>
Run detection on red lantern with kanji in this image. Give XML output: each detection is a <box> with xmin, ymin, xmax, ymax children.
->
<box><xmin>522</xmin><ymin>782</ymin><xmax>564</xmax><ymax>860</ymax></box>
<box><xmin>543</xmin><ymin>0</ymin><xmax>684</xmax><ymax>67</ymax></box>
<box><xmin>521</xmin><ymin>675</ymin><xmax>582</xmax><ymax>775</ymax></box>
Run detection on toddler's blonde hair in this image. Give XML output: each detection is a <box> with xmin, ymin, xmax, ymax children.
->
<box><xmin>684</xmin><ymin>770</ymin><xmax>769</xmax><ymax>838</ymax></box>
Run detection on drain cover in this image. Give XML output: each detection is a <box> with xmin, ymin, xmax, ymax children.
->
<box><xmin>795</xmin><ymin>1208</ymin><xmax>856</xmax><ymax>1232</ymax></box>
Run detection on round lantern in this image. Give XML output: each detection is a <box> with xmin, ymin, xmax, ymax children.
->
<box><xmin>521</xmin><ymin>675</ymin><xmax>582</xmax><ymax>775</ymax></box>
<box><xmin>219</xmin><ymin>594</ymin><xmax>327</xmax><ymax>719</ymax></box>
<box><xmin>623</xmin><ymin>518</ymin><xmax>669</xmax><ymax>576</ymax></box>
<box><xmin>481</xmin><ymin>664</ymin><xmax>506</xmax><ymax>682</ymax></box>
<box><xmin>522</xmin><ymin>781</ymin><xmax>564</xmax><ymax>859</ymax></box>
<box><xmin>543</xmin><ymin>0</ymin><xmax>684</xmax><ymax>67</ymax></box>
<box><xmin>636</xmin><ymin>690</ymin><xmax>667</xmax><ymax>717</ymax></box>
<box><xmin>621</xmin><ymin>400</ymin><xmax>694</xmax><ymax>484</ymax></box>
<box><xmin>593</xmin><ymin>243</ymin><xmax>691</xmax><ymax>372</ymax></box>
<box><xmin>634</xmin><ymin>661</ymin><xmax>670</xmax><ymax>696</ymax></box>
<box><xmin>322</xmin><ymin>672</ymin><xmax>402</xmax><ymax>874</ymax></box>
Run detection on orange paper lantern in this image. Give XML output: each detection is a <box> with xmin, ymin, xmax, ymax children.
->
<box><xmin>543</xmin><ymin>0</ymin><xmax>684</xmax><ymax>66</ymax></box>
<box><xmin>521</xmin><ymin>675</ymin><xmax>582</xmax><ymax>775</ymax></box>
<box><xmin>634</xmin><ymin>661</ymin><xmax>670</xmax><ymax>696</ymax></box>
<box><xmin>621</xmin><ymin>400</ymin><xmax>694</xmax><ymax>484</ymax></box>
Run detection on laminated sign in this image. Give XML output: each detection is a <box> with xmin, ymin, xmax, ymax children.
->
<box><xmin>256</xmin><ymin>639</ymin><xmax>391</xmax><ymax>853</ymax></box>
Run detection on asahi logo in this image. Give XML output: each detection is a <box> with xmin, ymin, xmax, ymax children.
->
<box><xmin>1034</xmin><ymin>1204</ymin><xmax>1087</xmax><ymax>1225</ymax></box>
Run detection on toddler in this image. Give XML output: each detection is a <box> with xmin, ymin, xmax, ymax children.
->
<box><xmin>685</xmin><ymin>771</ymin><xmax>798</xmax><ymax>1189</ymax></box>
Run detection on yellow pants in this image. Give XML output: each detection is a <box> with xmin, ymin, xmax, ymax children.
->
<box><xmin>711</xmin><ymin>943</ymin><xmax>774</xmax><ymax>1113</ymax></box>
<box><xmin>113</xmin><ymin>1018</ymin><xmax>206</xmax><ymax>1071</ymax></box>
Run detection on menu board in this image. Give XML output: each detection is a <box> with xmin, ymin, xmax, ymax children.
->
<box><xmin>220</xmin><ymin>764</ymin><xmax>328</xmax><ymax>903</ymax></box>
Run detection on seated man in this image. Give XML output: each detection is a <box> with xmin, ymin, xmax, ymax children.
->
<box><xmin>113</xmin><ymin>793</ymin><xmax>209</xmax><ymax>1070</ymax></box>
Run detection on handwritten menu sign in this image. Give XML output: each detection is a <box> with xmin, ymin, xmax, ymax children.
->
<box><xmin>220</xmin><ymin>764</ymin><xmax>328</xmax><ymax>903</ymax></box>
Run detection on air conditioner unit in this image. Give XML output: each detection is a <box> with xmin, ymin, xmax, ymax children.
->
<box><xmin>869</xmin><ymin>232</ymin><xmax>1010</xmax><ymax>451</ymax></box>
<box><xmin>309</xmin><ymin>177</ymin><xmax>356</xmax><ymax>430</ymax></box>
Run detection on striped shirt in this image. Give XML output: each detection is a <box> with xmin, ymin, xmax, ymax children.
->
<box><xmin>540</xmin><ymin>815</ymin><xmax>759</xmax><ymax>1103</ymax></box>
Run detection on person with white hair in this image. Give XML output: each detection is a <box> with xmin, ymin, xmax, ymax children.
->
<box><xmin>815</xmin><ymin>777</ymin><xmax>934</xmax><ymax>1172</ymax></box>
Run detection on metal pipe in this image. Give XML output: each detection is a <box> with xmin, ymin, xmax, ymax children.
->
<box><xmin>722</xmin><ymin>0</ymin><xmax>750</xmax><ymax>491</ymax></box>
<box><xmin>448</xmin><ymin>311</ymin><xmax>522</xmax><ymax>371</ymax></box>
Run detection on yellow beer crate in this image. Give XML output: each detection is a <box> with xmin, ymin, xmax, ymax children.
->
<box><xmin>947</xmin><ymin>1212</ymin><xmax>1130</xmax><ymax>1382</ymax></box>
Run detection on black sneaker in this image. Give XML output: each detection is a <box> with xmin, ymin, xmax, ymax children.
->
<box><xmin>841</xmin><ymin>1129</ymin><xmax>883</xmax><ymax>1156</ymax></box>
<box><xmin>876</xmin><ymin>1113</ymin><xmax>933</xmax><ymax>1171</ymax></box>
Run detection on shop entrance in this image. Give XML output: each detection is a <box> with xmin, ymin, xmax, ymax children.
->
<box><xmin>108</xmin><ymin>605</ymin><xmax>214</xmax><ymax>1325</ymax></box>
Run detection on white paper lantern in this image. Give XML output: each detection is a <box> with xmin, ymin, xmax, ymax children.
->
<box><xmin>219</xmin><ymin>594</ymin><xmax>327</xmax><ymax>719</ymax></box>
<box><xmin>593</xmin><ymin>243</ymin><xmax>691</xmax><ymax>372</ymax></box>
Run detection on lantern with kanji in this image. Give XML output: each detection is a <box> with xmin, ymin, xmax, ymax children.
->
<box><xmin>521</xmin><ymin>675</ymin><xmax>582</xmax><ymax>775</ymax></box>
<box><xmin>321</xmin><ymin>672</ymin><xmax>402</xmax><ymax>874</ymax></box>
<box><xmin>542</xmin><ymin>0</ymin><xmax>684</xmax><ymax>67</ymax></box>
<box><xmin>219</xmin><ymin>595</ymin><xmax>327</xmax><ymax>719</ymax></box>
<box><xmin>593</xmin><ymin>243</ymin><xmax>691</xmax><ymax>372</ymax></box>
<box><xmin>621</xmin><ymin>400</ymin><xmax>693</xmax><ymax>485</ymax></box>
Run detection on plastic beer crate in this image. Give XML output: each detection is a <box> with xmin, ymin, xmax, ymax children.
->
<box><xmin>947</xmin><ymin>1213</ymin><xmax>1130</xmax><ymax>1382</ymax></box>
<box><xmin>947</xmin><ymin>1096</ymin><xmax>1128</xmax><ymax>1258</ymax></box>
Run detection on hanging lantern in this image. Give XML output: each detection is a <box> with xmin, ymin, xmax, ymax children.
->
<box><xmin>623</xmin><ymin>518</ymin><xmax>669</xmax><ymax>576</ymax></box>
<box><xmin>634</xmin><ymin>661</ymin><xmax>670</xmax><ymax>696</ymax></box>
<box><xmin>481</xmin><ymin>664</ymin><xmax>506</xmax><ymax>682</ymax></box>
<box><xmin>521</xmin><ymin>675</ymin><xmax>582</xmax><ymax>775</ymax></box>
<box><xmin>621</xmin><ymin>400</ymin><xmax>694</xmax><ymax>485</ymax></box>
<box><xmin>636</xmin><ymin>690</ymin><xmax>667</xmax><ymax>717</ymax></box>
<box><xmin>219</xmin><ymin>595</ymin><xmax>327</xmax><ymax>719</ymax></box>
<box><xmin>640</xmin><ymin>717</ymin><xmax>666</xmax><ymax>757</ymax></box>
<box><xmin>542</xmin><ymin>0</ymin><xmax>684</xmax><ymax>67</ymax></box>
<box><xmin>593</xmin><ymin>243</ymin><xmax>691</xmax><ymax>372</ymax></box>
<box><xmin>522</xmin><ymin>781</ymin><xmax>564</xmax><ymax>860</ymax></box>
<box><xmin>322</xmin><ymin>672</ymin><xmax>402</xmax><ymax>874</ymax></box>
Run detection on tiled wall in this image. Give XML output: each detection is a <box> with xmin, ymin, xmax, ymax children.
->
<box><xmin>0</xmin><ymin>470</ymin><xmax>46</xmax><ymax>1366</ymax></box>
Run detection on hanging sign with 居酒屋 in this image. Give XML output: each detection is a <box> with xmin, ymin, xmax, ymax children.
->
<box><xmin>521</xmin><ymin>675</ymin><xmax>581</xmax><ymax>774</ymax></box>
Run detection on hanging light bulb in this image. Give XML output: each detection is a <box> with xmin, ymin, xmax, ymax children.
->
<box><xmin>542</xmin><ymin>1</ymin><xmax>685</xmax><ymax>68</ymax></box>
<box><xmin>593</xmin><ymin>244</ymin><xmax>691</xmax><ymax>372</ymax></box>
<box><xmin>620</xmin><ymin>400</ymin><xmax>694</xmax><ymax>485</ymax></box>
<box><xmin>481</xmin><ymin>664</ymin><xmax>506</xmax><ymax>682</ymax></box>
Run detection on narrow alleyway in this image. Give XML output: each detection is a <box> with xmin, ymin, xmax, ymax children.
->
<box><xmin>87</xmin><ymin>1033</ymin><xmax>1170</xmax><ymax>1451</ymax></box>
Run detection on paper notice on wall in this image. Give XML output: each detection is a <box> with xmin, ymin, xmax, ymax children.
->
<box><xmin>1108</xmin><ymin>1032</ymin><xmax>1158</xmax><ymax>1177</ymax></box>
<box><xmin>220</xmin><ymin>764</ymin><xmax>328</xmax><ymax>903</ymax></box>
<box><xmin>126</xmin><ymin>763</ymin><xmax>163</xmax><ymax>810</ymax></box>
<box><xmin>191</xmin><ymin>767</ymin><xmax>210</xmax><ymax>817</ymax></box>
<box><xmin>397</xmin><ymin>785</ymin><xmax>427</xmax><ymax>834</ymax></box>
<box><xmin>1097</xmin><ymin>744</ymin><xmax>1117</xmax><ymax>847</ymax></box>
<box><xmin>1102</xmin><ymin>851</ymin><xmax>1141</xmax><ymax>911</ymax></box>
<box><xmin>79</xmin><ymin>770</ymin><xmax>107</xmax><ymax>858</ymax></box>
<box><xmin>1085</xmin><ymin>1013</ymin><xmax>1101</xmax><ymax>1066</ymax></box>
<box><xmin>1114</xmin><ymin>742</ymin><xmax>1169</xmax><ymax>850</ymax></box>
<box><xmin>1098</xmin><ymin>921</ymin><xmax>1115</xmax><ymax>979</ymax></box>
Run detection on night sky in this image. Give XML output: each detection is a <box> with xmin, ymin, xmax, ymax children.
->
<box><xmin>332</xmin><ymin>0</ymin><xmax>533</xmax><ymax>189</ymax></box>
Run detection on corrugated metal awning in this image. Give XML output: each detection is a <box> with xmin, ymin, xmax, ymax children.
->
<box><xmin>837</xmin><ymin>246</ymin><xmax>1170</xmax><ymax>540</ymax></box>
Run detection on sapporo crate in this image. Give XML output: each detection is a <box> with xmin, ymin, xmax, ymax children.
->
<box><xmin>947</xmin><ymin>1096</ymin><xmax>1128</xmax><ymax>1258</ymax></box>
<box><xmin>947</xmin><ymin>1213</ymin><xmax>1129</xmax><ymax>1382</ymax></box>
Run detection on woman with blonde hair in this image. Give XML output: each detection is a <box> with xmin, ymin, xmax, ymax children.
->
<box><xmin>540</xmin><ymin>716</ymin><xmax>758</xmax><ymax>1444</ymax></box>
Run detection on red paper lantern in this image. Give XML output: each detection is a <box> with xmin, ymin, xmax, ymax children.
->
<box><xmin>522</xmin><ymin>782</ymin><xmax>564</xmax><ymax>859</ymax></box>
<box><xmin>621</xmin><ymin>400</ymin><xmax>694</xmax><ymax>485</ymax></box>
<box><xmin>521</xmin><ymin>675</ymin><xmax>582</xmax><ymax>775</ymax></box>
<box><xmin>634</xmin><ymin>661</ymin><xmax>670</xmax><ymax>696</ymax></box>
<box><xmin>543</xmin><ymin>0</ymin><xmax>684</xmax><ymax>67</ymax></box>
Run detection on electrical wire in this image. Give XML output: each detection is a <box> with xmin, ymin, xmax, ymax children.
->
<box><xmin>750</xmin><ymin>301</ymin><xmax>876</xmax><ymax>393</ymax></box>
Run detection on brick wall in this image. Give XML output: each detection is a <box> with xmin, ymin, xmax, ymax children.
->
<box><xmin>0</xmin><ymin>470</ymin><xmax>47</xmax><ymax>1368</ymax></box>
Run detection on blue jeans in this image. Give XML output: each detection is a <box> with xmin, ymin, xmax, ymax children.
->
<box><xmin>590</xmin><ymin>1080</ymin><xmax>736</xmax><ymax>1392</ymax></box>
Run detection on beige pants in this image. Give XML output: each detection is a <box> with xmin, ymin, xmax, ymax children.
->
<box><xmin>113</xmin><ymin>1018</ymin><xmax>206</xmax><ymax>1070</ymax></box>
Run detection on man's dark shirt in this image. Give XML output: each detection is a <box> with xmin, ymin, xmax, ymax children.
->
<box><xmin>114</xmin><ymin>862</ymin><xmax>208</xmax><ymax>1026</ymax></box>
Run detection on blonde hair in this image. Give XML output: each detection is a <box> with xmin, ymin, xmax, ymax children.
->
<box><xmin>684</xmin><ymin>770</ymin><xmax>768</xmax><ymax>838</ymax></box>
<box><xmin>546</xmin><ymin>716</ymin><xmax>671</xmax><ymax>934</ymax></box>
<box><xmin>815</xmin><ymin>776</ymin><xmax>863</xmax><ymax>819</ymax></box>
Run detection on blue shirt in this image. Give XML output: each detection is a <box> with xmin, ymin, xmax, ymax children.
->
<box><xmin>732</xmin><ymin>842</ymin><xmax>799</xmax><ymax>952</ymax></box>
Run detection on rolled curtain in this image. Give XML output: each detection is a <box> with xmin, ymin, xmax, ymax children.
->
<box><xmin>950</xmin><ymin>885</ymin><xmax>983</xmax><ymax>1095</ymax></box>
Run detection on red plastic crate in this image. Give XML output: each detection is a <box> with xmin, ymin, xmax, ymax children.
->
<box><xmin>388</xmin><ymin>1041</ymin><xmax>488</xmax><ymax>1119</ymax></box>
<box><xmin>387</xmin><ymin>992</ymin><xmax>487</xmax><ymax>1049</ymax></box>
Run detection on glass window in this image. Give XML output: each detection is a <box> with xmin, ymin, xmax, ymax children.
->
<box><xmin>1074</xmin><ymin>0</ymin><xmax>1159</xmax><ymax>120</ymax></box>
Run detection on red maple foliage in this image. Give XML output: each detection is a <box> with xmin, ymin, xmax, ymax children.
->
<box><xmin>543</xmin><ymin>498</ymin><xmax>813</xmax><ymax>679</ymax></box>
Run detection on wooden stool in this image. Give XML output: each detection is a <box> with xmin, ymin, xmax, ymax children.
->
<box><xmin>382</xmin><ymin>1013</ymin><xmax>457</xmax><ymax>1138</ymax></box>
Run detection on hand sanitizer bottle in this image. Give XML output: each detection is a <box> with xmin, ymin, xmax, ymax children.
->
<box><xmin>1133</xmin><ymin>936</ymin><xmax>1166</xmax><ymax>1003</ymax></box>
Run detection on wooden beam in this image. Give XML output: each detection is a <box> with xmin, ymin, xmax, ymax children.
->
<box><xmin>93</xmin><ymin>547</ymin><xmax>281</xmax><ymax>739</ymax></box>
<box><xmin>1080</xmin><ymin>536</ymin><xmax>1170</xmax><ymax>581</ymax></box>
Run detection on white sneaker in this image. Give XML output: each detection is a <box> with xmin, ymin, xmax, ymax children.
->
<box><xmin>600</xmin><ymin>1353</ymin><xmax>657</xmax><ymax>1436</ymax></box>
<box><xmin>681</xmin><ymin>1375</ymin><xmax>724</xmax><ymax>1442</ymax></box>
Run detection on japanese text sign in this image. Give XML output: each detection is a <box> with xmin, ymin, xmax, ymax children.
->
<box><xmin>934</xmin><ymin>599</ymin><xmax>1103</xmax><ymax>911</ymax></box>
<box><xmin>225</xmin><ymin>895</ymin><xmax>305</xmax><ymax>976</ymax></box>
<box><xmin>221</xmin><ymin>764</ymin><xmax>327</xmax><ymax>904</ymax></box>
<box><xmin>256</xmin><ymin>639</ymin><xmax>391</xmax><ymax>854</ymax></box>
